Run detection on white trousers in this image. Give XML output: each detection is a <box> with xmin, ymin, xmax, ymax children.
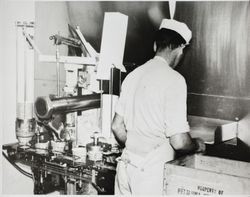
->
<box><xmin>115</xmin><ymin>141</ymin><xmax>175</xmax><ymax>195</ymax></box>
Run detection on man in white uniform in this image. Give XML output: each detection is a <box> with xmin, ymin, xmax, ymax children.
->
<box><xmin>112</xmin><ymin>19</ymin><xmax>205</xmax><ymax>195</ymax></box>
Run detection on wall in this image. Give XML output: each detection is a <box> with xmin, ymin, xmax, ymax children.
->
<box><xmin>174</xmin><ymin>1</ymin><xmax>250</xmax><ymax>118</ymax></box>
<box><xmin>1</xmin><ymin>0</ymin><xmax>35</xmax><ymax>194</ymax></box>
<box><xmin>174</xmin><ymin>1</ymin><xmax>250</xmax><ymax>145</ymax></box>
<box><xmin>0</xmin><ymin>1</ymin><xmax>4</xmax><ymax>194</ymax></box>
<box><xmin>35</xmin><ymin>1</ymin><xmax>70</xmax><ymax>97</ymax></box>
<box><xmin>66</xmin><ymin>1</ymin><xmax>170</xmax><ymax>65</ymax></box>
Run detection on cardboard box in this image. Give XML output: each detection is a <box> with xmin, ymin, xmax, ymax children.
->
<box><xmin>163</xmin><ymin>154</ymin><xmax>250</xmax><ymax>195</ymax></box>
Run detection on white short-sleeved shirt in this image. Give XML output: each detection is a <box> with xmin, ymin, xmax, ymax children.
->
<box><xmin>115</xmin><ymin>56</ymin><xmax>190</xmax><ymax>155</ymax></box>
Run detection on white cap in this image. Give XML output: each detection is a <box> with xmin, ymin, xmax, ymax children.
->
<box><xmin>159</xmin><ymin>19</ymin><xmax>192</xmax><ymax>44</ymax></box>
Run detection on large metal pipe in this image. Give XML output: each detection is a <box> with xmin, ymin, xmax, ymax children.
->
<box><xmin>35</xmin><ymin>94</ymin><xmax>101</xmax><ymax>119</ymax></box>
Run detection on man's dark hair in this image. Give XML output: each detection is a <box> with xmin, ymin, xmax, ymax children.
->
<box><xmin>154</xmin><ymin>29</ymin><xmax>186</xmax><ymax>52</ymax></box>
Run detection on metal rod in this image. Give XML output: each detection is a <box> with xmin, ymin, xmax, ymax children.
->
<box><xmin>75</xmin><ymin>111</ymin><xmax>78</xmax><ymax>147</ymax></box>
<box><xmin>56</xmin><ymin>45</ymin><xmax>60</xmax><ymax>97</ymax></box>
<box><xmin>35</xmin><ymin>94</ymin><xmax>101</xmax><ymax>119</ymax></box>
<box><xmin>23</xmin><ymin>26</ymin><xmax>27</xmax><ymax>118</ymax></box>
<box><xmin>100</xmin><ymin>81</ymin><xmax>104</xmax><ymax>133</ymax></box>
<box><xmin>110</xmin><ymin>68</ymin><xmax>113</xmax><ymax>138</ymax></box>
<box><xmin>16</xmin><ymin>23</ymin><xmax>18</xmax><ymax>115</ymax></box>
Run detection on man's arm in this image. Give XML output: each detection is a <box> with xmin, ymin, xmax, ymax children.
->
<box><xmin>164</xmin><ymin>78</ymin><xmax>205</xmax><ymax>154</ymax></box>
<box><xmin>170</xmin><ymin>132</ymin><xmax>205</xmax><ymax>154</ymax></box>
<box><xmin>111</xmin><ymin>113</ymin><xmax>127</xmax><ymax>147</ymax></box>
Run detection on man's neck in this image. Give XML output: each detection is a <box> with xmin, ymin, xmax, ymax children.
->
<box><xmin>155</xmin><ymin>51</ymin><xmax>171</xmax><ymax>66</ymax></box>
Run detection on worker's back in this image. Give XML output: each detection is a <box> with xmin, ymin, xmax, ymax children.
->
<box><xmin>117</xmin><ymin>56</ymin><xmax>189</xmax><ymax>156</ymax></box>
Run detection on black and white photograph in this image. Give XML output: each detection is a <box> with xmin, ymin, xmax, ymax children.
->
<box><xmin>1</xmin><ymin>0</ymin><xmax>250</xmax><ymax>195</ymax></box>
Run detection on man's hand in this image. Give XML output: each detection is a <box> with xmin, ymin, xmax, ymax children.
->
<box><xmin>193</xmin><ymin>138</ymin><xmax>206</xmax><ymax>153</ymax></box>
<box><xmin>170</xmin><ymin>132</ymin><xmax>206</xmax><ymax>154</ymax></box>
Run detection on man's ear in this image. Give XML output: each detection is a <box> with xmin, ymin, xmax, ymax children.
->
<box><xmin>153</xmin><ymin>41</ymin><xmax>157</xmax><ymax>52</ymax></box>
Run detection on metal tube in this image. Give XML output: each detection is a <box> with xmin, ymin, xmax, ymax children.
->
<box><xmin>16</xmin><ymin>22</ymin><xmax>35</xmax><ymax>146</ymax></box>
<box><xmin>35</xmin><ymin>94</ymin><xmax>101</xmax><ymax>119</ymax></box>
<box><xmin>56</xmin><ymin>45</ymin><xmax>60</xmax><ymax>97</ymax></box>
